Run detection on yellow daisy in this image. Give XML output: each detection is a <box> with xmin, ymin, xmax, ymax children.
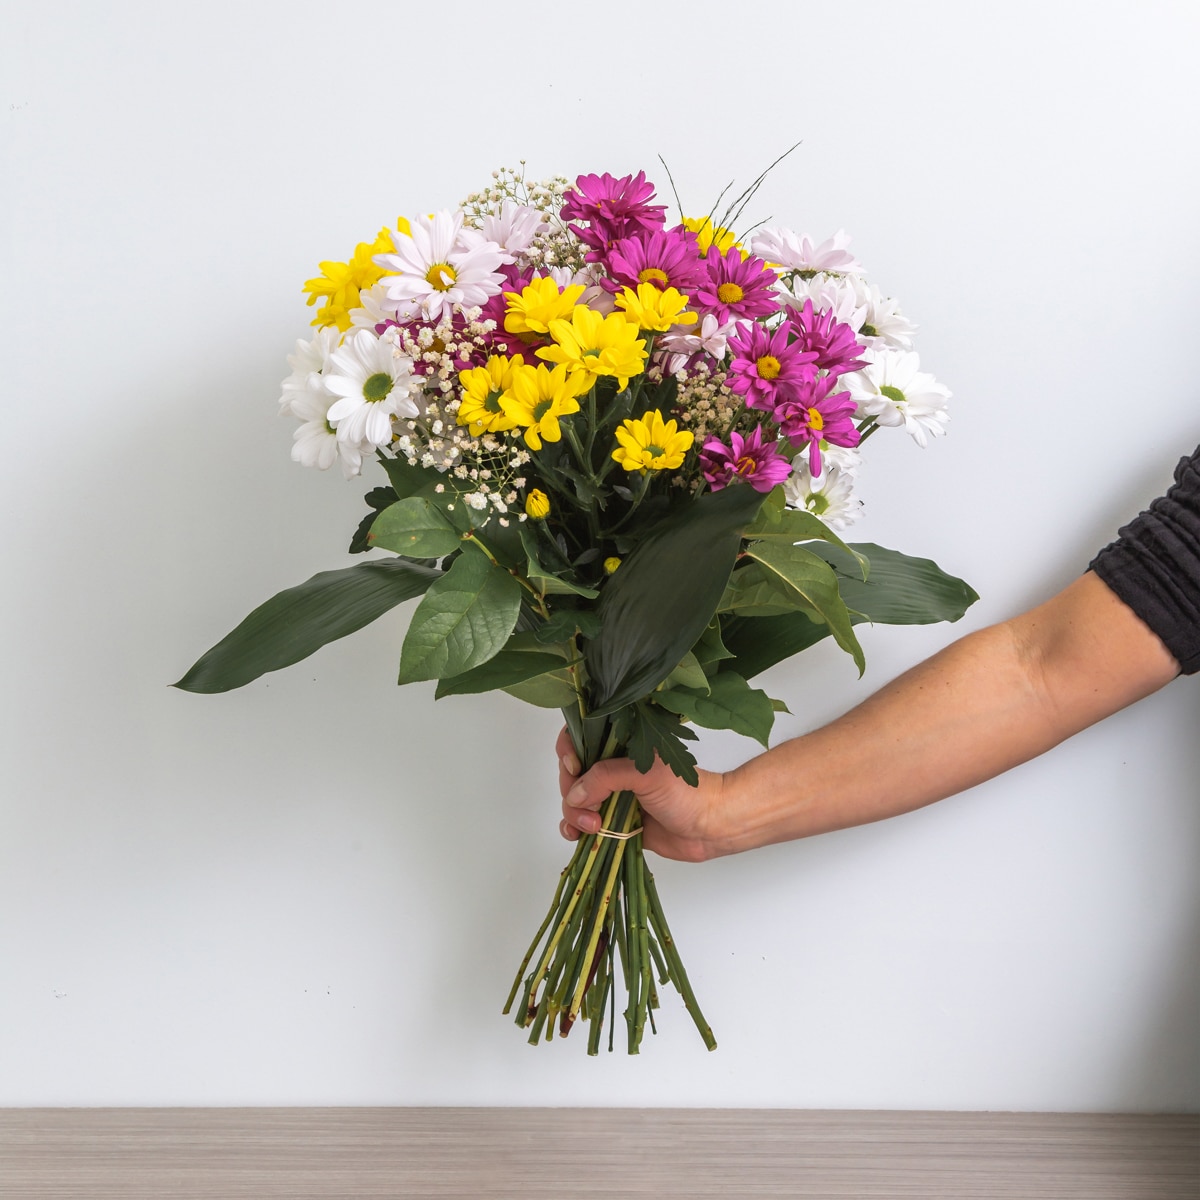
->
<box><xmin>500</xmin><ymin>362</ymin><xmax>591</xmax><ymax>451</ymax></box>
<box><xmin>614</xmin><ymin>284</ymin><xmax>698</xmax><ymax>333</ymax></box>
<box><xmin>612</xmin><ymin>410</ymin><xmax>694</xmax><ymax>473</ymax></box>
<box><xmin>456</xmin><ymin>354</ymin><xmax>525</xmax><ymax>437</ymax></box>
<box><xmin>536</xmin><ymin>305</ymin><xmax>647</xmax><ymax>391</ymax></box>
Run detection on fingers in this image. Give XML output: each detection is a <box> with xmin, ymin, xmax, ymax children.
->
<box><xmin>559</xmin><ymin>757</ymin><xmax>652</xmax><ymax>838</ymax></box>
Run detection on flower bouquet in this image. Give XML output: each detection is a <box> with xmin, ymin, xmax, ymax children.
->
<box><xmin>175</xmin><ymin>162</ymin><xmax>976</xmax><ymax>1054</ymax></box>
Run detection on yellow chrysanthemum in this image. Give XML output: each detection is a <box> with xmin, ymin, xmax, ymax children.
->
<box><xmin>504</xmin><ymin>277</ymin><xmax>585</xmax><ymax>342</ymax></box>
<box><xmin>500</xmin><ymin>362</ymin><xmax>591</xmax><ymax>451</ymax></box>
<box><xmin>614</xmin><ymin>284</ymin><xmax>699</xmax><ymax>333</ymax></box>
<box><xmin>612</xmin><ymin>410</ymin><xmax>694</xmax><ymax>473</ymax></box>
<box><xmin>536</xmin><ymin>305</ymin><xmax>647</xmax><ymax>391</ymax></box>
<box><xmin>681</xmin><ymin>215</ymin><xmax>744</xmax><ymax>259</ymax></box>
<box><xmin>302</xmin><ymin>217</ymin><xmax>411</xmax><ymax>331</ymax></box>
<box><xmin>524</xmin><ymin>489</ymin><xmax>551</xmax><ymax>520</ymax></box>
<box><xmin>456</xmin><ymin>353</ymin><xmax>525</xmax><ymax>437</ymax></box>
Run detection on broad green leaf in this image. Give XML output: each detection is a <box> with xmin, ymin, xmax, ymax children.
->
<box><xmin>369</xmin><ymin>496</ymin><xmax>463</xmax><ymax>558</ymax></box>
<box><xmin>743</xmin><ymin>540</ymin><xmax>864</xmax><ymax>674</ymax></box>
<box><xmin>173</xmin><ymin>558</ymin><xmax>441</xmax><ymax>693</ymax></box>
<box><xmin>377</xmin><ymin>454</ymin><xmax>444</xmax><ymax>499</ymax></box>
<box><xmin>502</xmin><ymin>668</ymin><xmax>579</xmax><ymax>709</ymax></box>
<box><xmin>656</xmin><ymin>671</ymin><xmax>777</xmax><ymax>747</ymax></box>
<box><xmin>719</xmin><ymin>543</ymin><xmax>978</xmax><ymax>680</ymax></box>
<box><xmin>519</xmin><ymin>525</ymin><xmax>599</xmax><ymax>598</ymax></box>
<box><xmin>744</xmin><ymin>506</ymin><xmax>867</xmax><ymax>577</ymax></box>
<box><xmin>692</xmin><ymin>617</ymin><xmax>735</xmax><ymax>670</ymax></box>
<box><xmin>585</xmin><ymin>483</ymin><xmax>768</xmax><ymax>716</ymax></box>
<box><xmin>720</xmin><ymin>559</ymin><xmax>825</xmax><ymax>618</ymax></box>
<box><xmin>435</xmin><ymin>648</ymin><xmax>568</xmax><ymax>698</ymax></box>
<box><xmin>661</xmin><ymin>650</ymin><xmax>709</xmax><ymax>693</ymax></box>
<box><xmin>816</xmin><ymin>542</ymin><xmax>978</xmax><ymax>624</ymax></box>
<box><xmin>397</xmin><ymin>543</ymin><xmax>522</xmax><ymax>683</ymax></box>
<box><xmin>534</xmin><ymin>607</ymin><xmax>602</xmax><ymax>645</ymax></box>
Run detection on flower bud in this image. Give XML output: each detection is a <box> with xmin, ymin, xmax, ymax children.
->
<box><xmin>524</xmin><ymin>489</ymin><xmax>551</xmax><ymax>520</ymax></box>
<box><xmin>603</xmin><ymin>556</ymin><xmax>622</xmax><ymax>574</ymax></box>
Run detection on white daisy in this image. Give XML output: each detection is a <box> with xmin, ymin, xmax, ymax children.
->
<box><xmin>784</xmin><ymin>461</ymin><xmax>863</xmax><ymax>531</ymax></box>
<box><xmin>751</xmin><ymin>227</ymin><xmax>862</xmax><ymax>275</ymax></box>
<box><xmin>849</xmin><ymin>278</ymin><xmax>917</xmax><ymax>349</ymax></box>
<box><xmin>660</xmin><ymin>313</ymin><xmax>738</xmax><ymax>372</ymax></box>
<box><xmin>474</xmin><ymin>200</ymin><xmax>546</xmax><ymax>260</ymax></box>
<box><xmin>289</xmin><ymin>385</ymin><xmax>364</xmax><ymax>479</ymax></box>
<box><xmin>325</xmin><ymin>329</ymin><xmax>418</xmax><ymax>449</ymax></box>
<box><xmin>781</xmin><ymin>273</ymin><xmax>869</xmax><ymax>334</ymax></box>
<box><xmin>375</xmin><ymin>211</ymin><xmax>507</xmax><ymax>321</ymax></box>
<box><xmin>845</xmin><ymin>349</ymin><xmax>950</xmax><ymax>447</ymax></box>
<box><xmin>347</xmin><ymin>281</ymin><xmax>396</xmax><ymax>332</ymax></box>
<box><xmin>278</xmin><ymin>326</ymin><xmax>341</xmax><ymax>415</ymax></box>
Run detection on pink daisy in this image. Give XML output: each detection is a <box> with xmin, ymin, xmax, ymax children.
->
<box><xmin>699</xmin><ymin>425</ymin><xmax>792</xmax><ymax>493</ymax></box>
<box><xmin>726</xmin><ymin>322</ymin><xmax>819</xmax><ymax>412</ymax></box>
<box><xmin>560</xmin><ymin>170</ymin><xmax>667</xmax><ymax>261</ymax></box>
<box><xmin>785</xmin><ymin>299</ymin><xmax>869</xmax><ymax>378</ymax></box>
<box><xmin>602</xmin><ymin>227</ymin><xmax>708</xmax><ymax>295</ymax></box>
<box><xmin>772</xmin><ymin>375</ymin><xmax>861</xmax><ymax>475</ymax></box>
<box><xmin>692</xmin><ymin>247</ymin><xmax>781</xmax><ymax>324</ymax></box>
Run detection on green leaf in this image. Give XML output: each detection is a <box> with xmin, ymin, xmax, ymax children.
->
<box><xmin>585</xmin><ymin>483</ymin><xmax>768</xmax><ymax>716</ymax></box>
<box><xmin>720</xmin><ymin>559</ymin><xmax>825</xmax><ymax>618</ymax></box>
<box><xmin>623</xmin><ymin>702</ymin><xmax>699</xmax><ymax>787</ymax></box>
<box><xmin>534</xmin><ymin>607</ymin><xmax>602</xmax><ymax>645</ymax></box>
<box><xmin>369</xmin><ymin>496</ymin><xmax>463</xmax><ymax>558</ymax></box>
<box><xmin>502</xmin><ymin>668</ymin><xmax>579</xmax><ymax>709</ymax></box>
<box><xmin>519</xmin><ymin>525</ymin><xmax>599</xmax><ymax>598</ymax></box>
<box><xmin>718</xmin><ymin>543</ymin><xmax>978</xmax><ymax>680</ymax></box>
<box><xmin>660</xmin><ymin>650</ymin><xmax>709</xmax><ymax>693</ymax></box>
<box><xmin>435</xmin><ymin>647</ymin><xmax>568</xmax><ymax>698</ymax></box>
<box><xmin>377</xmin><ymin>454</ymin><xmax>444</xmax><ymax>499</ymax></box>
<box><xmin>816</xmin><ymin>542</ymin><xmax>979</xmax><ymax>624</ymax></box>
<box><xmin>744</xmin><ymin>505</ymin><xmax>867</xmax><ymax>577</ymax></box>
<box><xmin>349</xmin><ymin>487</ymin><xmax>399</xmax><ymax>555</ymax></box>
<box><xmin>656</xmin><ymin>672</ymin><xmax>777</xmax><ymax>748</ymax></box>
<box><xmin>743</xmin><ymin>540</ymin><xmax>865</xmax><ymax>674</ymax></box>
<box><xmin>692</xmin><ymin>617</ymin><xmax>735</xmax><ymax>670</ymax></box>
<box><xmin>173</xmin><ymin>558</ymin><xmax>441</xmax><ymax>693</ymax></box>
<box><xmin>396</xmin><ymin>543</ymin><xmax>523</xmax><ymax>683</ymax></box>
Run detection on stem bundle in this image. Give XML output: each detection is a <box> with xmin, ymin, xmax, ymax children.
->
<box><xmin>503</xmin><ymin>785</ymin><xmax>716</xmax><ymax>1054</ymax></box>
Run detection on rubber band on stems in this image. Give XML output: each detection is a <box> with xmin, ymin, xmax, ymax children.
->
<box><xmin>595</xmin><ymin>825</ymin><xmax>643</xmax><ymax>841</ymax></box>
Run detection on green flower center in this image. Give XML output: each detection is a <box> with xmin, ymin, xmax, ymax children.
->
<box><xmin>363</xmin><ymin>372</ymin><xmax>394</xmax><ymax>403</ymax></box>
<box><xmin>806</xmin><ymin>492</ymin><xmax>830</xmax><ymax>516</ymax></box>
<box><xmin>880</xmin><ymin>384</ymin><xmax>907</xmax><ymax>406</ymax></box>
<box><xmin>484</xmin><ymin>390</ymin><xmax>504</xmax><ymax>414</ymax></box>
<box><xmin>533</xmin><ymin>399</ymin><xmax>553</xmax><ymax>423</ymax></box>
<box><xmin>646</xmin><ymin>443</ymin><xmax>666</xmax><ymax>459</ymax></box>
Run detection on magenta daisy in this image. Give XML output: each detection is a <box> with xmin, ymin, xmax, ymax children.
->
<box><xmin>560</xmin><ymin>170</ymin><xmax>667</xmax><ymax>261</ymax></box>
<box><xmin>603</xmin><ymin>227</ymin><xmax>708</xmax><ymax>295</ymax></box>
<box><xmin>785</xmin><ymin>299</ymin><xmax>869</xmax><ymax>378</ymax></box>
<box><xmin>726</xmin><ymin>322</ymin><xmax>819</xmax><ymax>412</ymax></box>
<box><xmin>772</xmin><ymin>375</ymin><xmax>861</xmax><ymax>475</ymax></box>
<box><xmin>699</xmin><ymin>425</ymin><xmax>792</xmax><ymax>493</ymax></box>
<box><xmin>692</xmin><ymin>247</ymin><xmax>781</xmax><ymax>324</ymax></box>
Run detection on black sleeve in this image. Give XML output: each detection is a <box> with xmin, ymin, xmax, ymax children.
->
<box><xmin>1089</xmin><ymin>445</ymin><xmax>1200</xmax><ymax>675</ymax></box>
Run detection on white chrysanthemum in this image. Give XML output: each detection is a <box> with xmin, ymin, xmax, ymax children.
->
<box><xmin>751</xmin><ymin>227</ymin><xmax>862</xmax><ymax>275</ymax></box>
<box><xmin>784</xmin><ymin>461</ymin><xmax>863</xmax><ymax>531</ymax></box>
<box><xmin>782</xmin><ymin>273</ymin><xmax>869</xmax><ymax>334</ymax></box>
<box><xmin>474</xmin><ymin>200</ymin><xmax>546</xmax><ymax>260</ymax></box>
<box><xmin>325</xmin><ymin>329</ymin><xmax>418</xmax><ymax>449</ymax></box>
<box><xmin>660</xmin><ymin>313</ymin><xmax>738</xmax><ymax>372</ymax></box>
<box><xmin>845</xmin><ymin>349</ymin><xmax>950</xmax><ymax>447</ymax></box>
<box><xmin>375</xmin><ymin>211</ymin><xmax>507</xmax><ymax>320</ymax></box>
<box><xmin>289</xmin><ymin>384</ymin><xmax>365</xmax><ymax>478</ymax></box>
<box><xmin>849</xmin><ymin>278</ymin><xmax>917</xmax><ymax>349</ymax></box>
<box><xmin>278</xmin><ymin>326</ymin><xmax>341</xmax><ymax>415</ymax></box>
<box><xmin>347</xmin><ymin>281</ymin><xmax>395</xmax><ymax>332</ymax></box>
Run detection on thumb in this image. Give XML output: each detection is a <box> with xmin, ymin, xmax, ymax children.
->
<box><xmin>563</xmin><ymin>757</ymin><xmax>651</xmax><ymax>813</ymax></box>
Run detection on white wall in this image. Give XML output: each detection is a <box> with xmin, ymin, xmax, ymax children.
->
<box><xmin>2</xmin><ymin>0</ymin><xmax>1197</xmax><ymax>1110</ymax></box>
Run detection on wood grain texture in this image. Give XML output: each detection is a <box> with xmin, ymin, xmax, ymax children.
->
<box><xmin>1</xmin><ymin>1108</ymin><xmax>1197</xmax><ymax>1199</ymax></box>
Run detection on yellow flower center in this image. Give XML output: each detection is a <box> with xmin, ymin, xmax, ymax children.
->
<box><xmin>807</xmin><ymin>408</ymin><xmax>825</xmax><ymax>432</ymax></box>
<box><xmin>638</xmin><ymin>267</ymin><xmax>670</xmax><ymax>286</ymax></box>
<box><xmin>424</xmin><ymin>262</ymin><xmax>458</xmax><ymax>291</ymax></box>
<box><xmin>756</xmin><ymin>355</ymin><xmax>781</xmax><ymax>380</ymax></box>
<box><xmin>717</xmin><ymin>282</ymin><xmax>745</xmax><ymax>304</ymax></box>
<box><xmin>736</xmin><ymin>455</ymin><xmax>758</xmax><ymax>476</ymax></box>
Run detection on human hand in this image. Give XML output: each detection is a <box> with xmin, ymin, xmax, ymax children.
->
<box><xmin>556</xmin><ymin>726</ymin><xmax>728</xmax><ymax>862</ymax></box>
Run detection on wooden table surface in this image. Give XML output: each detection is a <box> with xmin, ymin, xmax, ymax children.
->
<box><xmin>2</xmin><ymin>1108</ymin><xmax>1197</xmax><ymax>1199</ymax></box>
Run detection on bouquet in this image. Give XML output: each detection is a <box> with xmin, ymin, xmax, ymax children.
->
<box><xmin>175</xmin><ymin>162</ymin><xmax>976</xmax><ymax>1054</ymax></box>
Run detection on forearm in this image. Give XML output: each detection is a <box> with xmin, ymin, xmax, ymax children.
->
<box><xmin>709</xmin><ymin>573</ymin><xmax>1180</xmax><ymax>856</ymax></box>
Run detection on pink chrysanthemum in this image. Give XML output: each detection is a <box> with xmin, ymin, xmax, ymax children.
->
<box><xmin>477</xmin><ymin>263</ymin><xmax>535</xmax><ymax>354</ymax></box>
<box><xmin>785</xmin><ymin>299</ymin><xmax>869</xmax><ymax>378</ymax></box>
<box><xmin>692</xmin><ymin>247</ymin><xmax>781</xmax><ymax>324</ymax></box>
<box><xmin>700</xmin><ymin>425</ymin><xmax>792</xmax><ymax>493</ymax></box>
<box><xmin>772</xmin><ymin>375</ymin><xmax>861</xmax><ymax>475</ymax></box>
<box><xmin>602</xmin><ymin>227</ymin><xmax>708</xmax><ymax>295</ymax></box>
<box><xmin>560</xmin><ymin>170</ymin><xmax>667</xmax><ymax>261</ymax></box>
<box><xmin>726</xmin><ymin>322</ymin><xmax>819</xmax><ymax>412</ymax></box>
